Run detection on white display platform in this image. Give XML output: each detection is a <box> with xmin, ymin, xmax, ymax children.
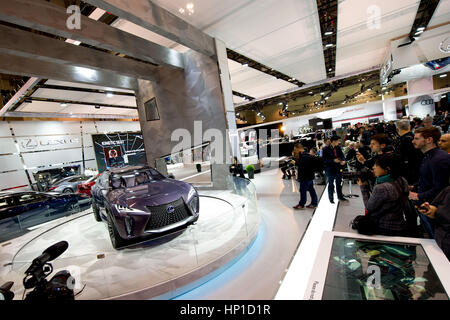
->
<box><xmin>0</xmin><ymin>192</ymin><xmax>260</xmax><ymax>300</ymax></box>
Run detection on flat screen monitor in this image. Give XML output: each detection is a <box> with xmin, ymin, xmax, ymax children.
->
<box><xmin>321</xmin><ymin>237</ymin><xmax>448</xmax><ymax>300</ymax></box>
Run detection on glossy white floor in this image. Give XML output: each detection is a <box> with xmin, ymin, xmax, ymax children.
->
<box><xmin>175</xmin><ymin>168</ymin><xmax>326</xmax><ymax>300</ymax></box>
<box><xmin>0</xmin><ymin>190</ymin><xmax>258</xmax><ymax>300</ymax></box>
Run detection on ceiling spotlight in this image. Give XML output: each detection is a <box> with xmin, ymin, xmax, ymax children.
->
<box><xmin>325</xmin><ymin>97</ymin><xmax>329</xmax><ymax>100</ymax></box>
<box><xmin>321</xmin><ymin>92</ymin><xmax>325</xmax><ymax>95</ymax></box>
<box><xmin>329</xmin><ymin>68</ymin><xmax>332</xmax><ymax>71</ymax></box>
<box><xmin>242</xmin><ymin>63</ymin><xmax>248</xmax><ymax>67</ymax></box>
<box><xmin>60</xmin><ymin>102</ymin><xmax>67</xmax><ymax>107</ymax></box>
<box><xmin>106</xmin><ymin>92</ymin><xmax>113</xmax><ymax>98</ymax></box>
<box><xmin>178</xmin><ymin>8</ymin><xmax>185</xmax><ymax>14</ymax></box>
<box><xmin>324</xmin><ymin>31</ymin><xmax>333</xmax><ymax>36</ymax></box>
<box><xmin>440</xmin><ymin>74</ymin><xmax>447</xmax><ymax>78</ymax></box>
<box><xmin>309</xmin><ymin>91</ymin><xmax>313</xmax><ymax>94</ymax></box>
<box><xmin>95</xmin><ymin>105</ymin><xmax>100</xmax><ymax>109</ymax></box>
<box><xmin>416</xmin><ymin>27</ymin><xmax>425</xmax><ymax>31</ymax></box>
<box><xmin>415</xmin><ymin>30</ymin><xmax>423</xmax><ymax>35</ymax></box>
<box><xmin>325</xmin><ymin>44</ymin><xmax>333</xmax><ymax>48</ymax></box>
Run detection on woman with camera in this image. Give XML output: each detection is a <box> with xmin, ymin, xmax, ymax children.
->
<box><xmin>356</xmin><ymin>153</ymin><xmax>413</xmax><ymax>236</ymax></box>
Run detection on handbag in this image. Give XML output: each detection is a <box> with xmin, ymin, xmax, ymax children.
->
<box><xmin>350</xmin><ymin>214</ymin><xmax>377</xmax><ymax>235</ymax></box>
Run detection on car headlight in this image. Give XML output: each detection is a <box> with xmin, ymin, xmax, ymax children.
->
<box><xmin>115</xmin><ymin>204</ymin><xmax>145</xmax><ymax>214</ymax></box>
<box><xmin>187</xmin><ymin>186</ymin><xmax>197</xmax><ymax>200</ymax></box>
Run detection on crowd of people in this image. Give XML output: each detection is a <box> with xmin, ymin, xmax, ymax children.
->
<box><xmin>289</xmin><ymin>114</ymin><xmax>450</xmax><ymax>259</ymax></box>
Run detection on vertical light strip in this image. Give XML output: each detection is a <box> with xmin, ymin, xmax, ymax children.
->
<box><xmin>275</xmin><ymin>184</ymin><xmax>338</xmax><ymax>300</ymax></box>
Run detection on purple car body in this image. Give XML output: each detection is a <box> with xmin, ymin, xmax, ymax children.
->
<box><xmin>91</xmin><ymin>165</ymin><xmax>199</xmax><ymax>248</ymax></box>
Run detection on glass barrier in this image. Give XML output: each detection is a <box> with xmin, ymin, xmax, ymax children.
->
<box><xmin>0</xmin><ymin>176</ymin><xmax>260</xmax><ymax>300</ymax></box>
<box><xmin>0</xmin><ymin>194</ymin><xmax>91</xmax><ymax>243</ymax></box>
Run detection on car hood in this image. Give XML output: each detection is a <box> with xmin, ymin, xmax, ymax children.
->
<box><xmin>110</xmin><ymin>179</ymin><xmax>192</xmax><ymax>209</ymax></box>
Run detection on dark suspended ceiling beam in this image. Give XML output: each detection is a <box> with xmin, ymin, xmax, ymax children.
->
<box><xmin>37</xmin><ymin>84</ymin><xmax>135</xmax><ymax>96</ymax></box>
<box><xmin>316</xmin><ymin>0</ymin><xmax>338</xmax><ymax>78</ymax></box>
<box><xmin>83</xmin><ymin>0</ymin><xmax>216</xmax><ymax>57</ymax></box>
<box><xmin>0</xmin><ymin>24</ymin><xmax>159</xmax><ymax>83</ymax></box>
<box><xmin>0</xmin><ymin>52</ymin><xmax>137</xmax><ymax>90</ymax></box>
<box><xmin>26</xmin><ymin>97</ymin><xmax>137</xmax><ymax>110</ymax></box>
<box><xmin>407</xmin><ymin>0</ymin><xmax>441</xmax><ymax>42</ymax></box>
<box><xmin>227</xmin><ymin>49</ymin><xmax>305</xmax><ymax>87</ymax></box>
<box><xmin>0</xmin><ymin>0</ymin><xmax>184</xmax><ymax>69</ymax></box>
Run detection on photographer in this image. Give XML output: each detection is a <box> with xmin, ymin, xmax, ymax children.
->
<box><xmin>357</xmin><ymin>153</ymin><xmax>412</xmax><ymax>236</ymax></box>
<box><xmin>322</xmin><ymin>136</ymin><xmax>347</xmax><ymax>203</ymax></box>
<box><xmin>356</xmin><ymin>133</ymin><xmax>392</xmax><ymax>170</ymax></box>
<box><xmin>293</xmin><ymin>143</ymin><xmax>319</xmax><ymax>209</ymax></box>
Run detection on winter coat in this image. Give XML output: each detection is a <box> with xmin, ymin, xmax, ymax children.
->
<box><xmin>360</xmin><ymin>176</ymin><xmax>410</xmax><ymax>234</ymax></box>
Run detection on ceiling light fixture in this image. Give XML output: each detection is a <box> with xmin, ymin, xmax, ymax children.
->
<box><xmin>60</xmin><ymin>102</ymin><xmax>67</xmax><ymax>107</ymax></box>
<box><xmin>321</xmin><ymin>92</ymin><xmax>325</xmax><ymax>95</ymax></box>
<box><xmin>325</xmin><ymin>44</ymin><xmax>333</xmax><ymax>48</ymax></box>
<box><xmin>106</xmin><ymin>92</ymin><xmax>113</xmax><ymax>98</ymax></box>
<box><xmin>324</xmin><ymin>31</ymin><xmax>333</xmax><ymax>36</ymax></box>
<box><xmin>439</xmin><ymin>74</ymin><xmax>447</xmax><ymax>78</ymax></box>
<box><xmin>415</xmin><ymin>30</ymin><xmax>423</xmax><ymax>35</ymax></box>
<box><xmin>242</xmin><ymin>63</ymin><xmax>248</xmax><ymax>67</ymax></box>
<box><xmin>416</xmin><ymin>27</ymin><xmax>425</xmax><ymax>31</ymax></box>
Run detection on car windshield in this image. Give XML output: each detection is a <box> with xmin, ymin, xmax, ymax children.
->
<box><xmin>111</xmin><ymin>169</ymin><xmax>164</xmax><ymax>188</ymax></box>
<box><xmin>51</xmin><ymin>176</ymin><xmax>74</xmax><ymax>185</ymax></box>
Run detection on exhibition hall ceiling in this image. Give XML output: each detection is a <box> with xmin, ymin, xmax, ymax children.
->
<box><xmin>1</xmin><ymin>0</ymin><xmax>449</xmax><ymax>118</ymax></box>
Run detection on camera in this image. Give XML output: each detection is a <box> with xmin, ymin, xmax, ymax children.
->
<box><xmin>0</xmin><ymin>241</ymin><xmax>75</xmax><ymax>301</ymax></box>
<box><xmin>342</xmin><ymin>167</ymin><xmax>373</xmax><ymax>183</ymax></box>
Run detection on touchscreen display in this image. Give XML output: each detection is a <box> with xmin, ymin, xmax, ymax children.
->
<box><xmin>322</xmin><ymin>237</ymin><xmax>448</xmax><ymax>300</ymax></box>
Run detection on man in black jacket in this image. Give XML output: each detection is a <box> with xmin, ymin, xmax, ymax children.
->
<box><xmin>293</xmin><ymin>143</ymin><xmax>319</xmax><ymax>209</ymax></box>
<box><xmin>418</xmin><ymin>186</ymin><xmax>450</xmax><ymax>260</ymax></box>
<box><xmin>322</xmin><ymin>136</ymin><xmax>347</xmax><ymax>203</ymax></box>
<box><xmin>411</xmin><ymin>127</ymin><xmax>450</xmax><ymax>238</ymax></box>
<box><xmin>394</xmin><ymin>119</ymin><xmax>423</xmax><ymax>185</ymax></box>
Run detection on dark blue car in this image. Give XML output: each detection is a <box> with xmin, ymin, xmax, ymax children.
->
<box><xmin>91</xmin><ymin>165</ymin><xmax>199</xmax><ymax>249</ymax></box>
<box><xmin>0</xmin><ymin>191</ymin><xmax>87</xmax><ymax>243</ymax></box>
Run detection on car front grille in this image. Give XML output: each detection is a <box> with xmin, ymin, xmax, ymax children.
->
<box><xmin>145</xmin><ymin>198</ymin><xmax>191</xmax><ymax>230</ymax></box>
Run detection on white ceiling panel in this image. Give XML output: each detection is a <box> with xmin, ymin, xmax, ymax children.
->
<box><xmin>233</xmin><ymin>96</ymin><xmax>246</xmax><ymax>104</ymax></box>
<box><xmin>336</xmin><ymin>0</ymin><xmax>420</xmax><ymax>76</ymax></box>
<box><xmin>228</xmin><ymin>60</ymin><xmax>297</xmax><ymax>98</ymax></box>
<box><xmin>428</xmin><ymin>0</ymin><xmax>450</xmax><ymax>27</ymax></box>
<box><xmin>18</xmin><ymin>101</ymin><xmax>65</xmax><ymax>113</ymax></box>
<box><xmin>151</xmin><ymin>0</ymin><xmax>326</xmax><ymax>85</ymax></box>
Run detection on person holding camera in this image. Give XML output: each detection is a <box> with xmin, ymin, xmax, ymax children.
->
<box><xmin>357</xmin><ymin>153</ymin><xmax>412</xmax><ymax>236</ymax></box>
<box><xmin>356</xmin><ymin>133</ymin><xmax>392</xmax><ymax>170</ymax></box>
<box><xmin>418</xmin><ymin>186</ymin><xmax>450</xmax><ymax>260</ymax></box>
<box><xmin>322</xmin><ymin>136</ymin><xmax>347</xmax><ymax>203</ymax></box>
<box><xmin>293</xmin><ymin>143</ymin><xmax>319</xmax><ymax>209</ymax></box>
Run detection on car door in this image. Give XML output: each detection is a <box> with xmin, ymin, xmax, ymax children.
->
<box><xmin>17</xmin><ymin>193</ymin><xmax>49</xmax><ymax>229</ymax></box>
<box><xmin>0</xmin><ymin>195</ymin><xmax>27</xmax><ymax>242</ymax></box>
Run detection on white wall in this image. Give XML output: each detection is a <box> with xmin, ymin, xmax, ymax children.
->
<box><xmin>283</xmin><ymin>102</ymin><xmax>384</xmax><ymax>135</ymax></box>
<box><xmin>0</xmin><ymin>120</ymin><xmax>141</xmax><ymax>191</ymax></box>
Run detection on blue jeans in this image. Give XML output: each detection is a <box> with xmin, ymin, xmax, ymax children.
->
<box><xmin>298</xmin><ymin>180</ymin><xmax>318</xmax><ymax>206</ymax></box>
<box><xmin>325</xmin><ymin>170</ymin><xmax>344</xmax><ymax>201</ymax></box>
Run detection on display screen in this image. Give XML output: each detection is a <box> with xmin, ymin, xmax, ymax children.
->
<box><xmin>92</xmin><ymin>132</ymin><xmax>147</xmax><ymax>172</ymax></box>
<box><xmin>322</xmin><ymin>237</ymin><xmax>448</xmax><ymax>300</ymax></box>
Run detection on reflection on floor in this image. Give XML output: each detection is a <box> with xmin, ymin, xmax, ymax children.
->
<box><xmin>175</xmin><ymin>168</ymin><xmax>326</xmax><ymax>300</ymax></box>
<box><xmin>2</xmin><ymin>194</ymin><xmax>253</xmax><ymax>300</ymax></box>
<box><xmin>168</xmin><ymin>163</ymin><xmax>212</xmax><ymax>185</ymax></box>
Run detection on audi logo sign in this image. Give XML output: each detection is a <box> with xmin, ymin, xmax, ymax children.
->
<box><xmin>439</xmin><ymin>36</ymin><xmax>450</xmax><ymax>54</ymax></box>
<box><xmin>420</xmin><ymin>99</ymin><xmax>434</xmax><ymax>105</ymax></box>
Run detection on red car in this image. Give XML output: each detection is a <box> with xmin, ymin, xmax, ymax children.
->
<box><xmin>77</xmin><ymin>175</ymin><xmax>99</xmax><ymax>197</ymax></box>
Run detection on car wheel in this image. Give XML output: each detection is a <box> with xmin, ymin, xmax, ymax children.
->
<box><xmin>63</xmin><ymin>188</ymin><xmax>73</xmax><ymax>194</ymax></box>
<box><xmin>69</xmin><ymin>202</ymin><xmax>80</xmax><ymax>213</ymax></box>
<box><xmin>92</xmin><ymin>203</ymin><xmax>101</xmax><ymax>222</ymax></box>
<box><xmin>106</xmin><ymin>211</ymin><xmax>127</xmax><ymax>249</ymax></box>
